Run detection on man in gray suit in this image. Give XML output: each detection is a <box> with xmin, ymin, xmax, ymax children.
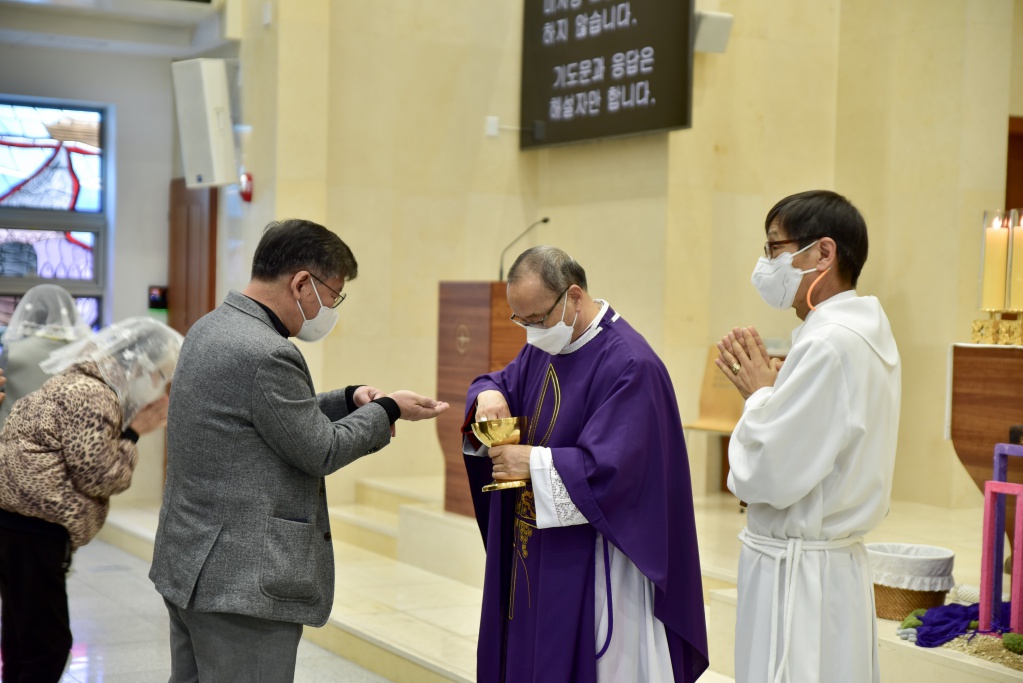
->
<box><xmin>150</xmin><ymin>219</ymin><xmax>448</xmax><ymax>682</ymax></box>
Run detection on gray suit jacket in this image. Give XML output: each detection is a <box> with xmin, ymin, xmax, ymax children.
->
<box><xmin>149</xmin><ymin>291</ymin><xmax>391</xmax><ymax>626</ymax></box>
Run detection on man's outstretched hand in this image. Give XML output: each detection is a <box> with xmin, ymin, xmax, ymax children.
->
<box><xmin>388</xmin><ymin>390</ymin><xmax>449</xmax><ymax>421</ymax></box>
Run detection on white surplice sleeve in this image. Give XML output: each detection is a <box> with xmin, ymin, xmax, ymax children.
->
<box><xmin>530</xmin><ymin>446</ymin><xmax>589</xmax><ymax>528</ymax></box>
<box><xmin>727</xmin><ymin>337</ymin><xmax>852</xmax><ymax>509</ymax></box>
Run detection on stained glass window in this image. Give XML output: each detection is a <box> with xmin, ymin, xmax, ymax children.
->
<box><xmin>0</xmin><ymin>228</ymin><xmax>94</xmax><ymax>279</ymax></box>
<box><xmin>0</xmin><ymin>97</ymin><xmax>106</xmax><ymax>331</ymax></box>
<box><xmin>0</xmin><ymin>104</ymin><xmax>103</xmax><ymax>212</ymax></box>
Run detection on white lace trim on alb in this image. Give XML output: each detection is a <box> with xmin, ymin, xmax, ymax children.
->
<box><xmin>549</xmin><ymin>463</ymin><xmax>587</xmax><ymax>526</ymax></box>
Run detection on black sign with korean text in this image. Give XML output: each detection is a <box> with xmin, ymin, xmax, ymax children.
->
<box><xmin>520</xmin><ymin>0</ymin><xmax>693</xmax><ymax>149</ymax></box>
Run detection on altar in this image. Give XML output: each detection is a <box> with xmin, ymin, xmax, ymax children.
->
<box><xmin>948</xmin><ymin>343</ymin><xmax>1023</xmax><ymax>550</ymax></box>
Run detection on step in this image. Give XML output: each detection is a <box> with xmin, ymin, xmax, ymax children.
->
<box><xmin>356</xmin><ymin>475</ymin><xmax>443</xmax><ymax>515</ymax></box>
<box><xmin>708</xmin><ymin>587</ymin><xmax>1023</xmax><ymax>681</ymax></box>
<box><xmin>93</xmin><ymin>504</ymin><xmax>160</xmax><ymax>563</ymax></box>
<box><xmin>708</xmin><ymin>588</ymin><xmax>737</xmax><ymax>677</ymax></box>
<box><xmin>100</xmin><ymin>494</ymin><xmax>1014</xmax><ymax>682</ymax></box>
<box><xmin>99</xmin><ymin>502</ymin><xmax>738</xmax><ymax>683</ymax></box>
<box><xmin>877</xmin><ymin>617</ymin><xmax>1023</xmax><ymax>681</ymax></box>
<box><xmin>99</xmin><ymin>503</ymin><xmax>474</xmax><ymax>683</ymax></box>
<box><xmin>397</xmin><ymin>503</ymin><xmax>487</xmax><ymax>588</ymax></box>
<box><xmin>328</xmin><ymin>504</ymin><xmax>399</xmax><ymax>559</ymax></box>
<box><xmin>310</xmin><ymin>540</ymin><xmax>480</xmax><ymax>683</ymax></box>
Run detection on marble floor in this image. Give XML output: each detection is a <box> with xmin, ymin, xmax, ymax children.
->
<box><xmin>0</xmin><ymin>539</ymin><xmax>392</xmax><ymax>683</ymax></box>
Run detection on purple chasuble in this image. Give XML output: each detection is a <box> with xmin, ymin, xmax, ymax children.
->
<box><xmin>463</xmin><ymin>307</ymin><xmax>708</xmax><ymax>683</ymax></box>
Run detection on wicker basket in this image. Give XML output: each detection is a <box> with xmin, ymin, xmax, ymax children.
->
<box><xmin>872</xmin><ymin>583</ymin><xmax>948</xmax><ymax>620</ymax></box>
<box><xmin>866</xmin><ymin>543</ymin><xmax>955</xmax><ymax>621</ymax></box>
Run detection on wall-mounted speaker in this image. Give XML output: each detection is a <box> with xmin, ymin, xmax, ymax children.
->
<box><xmin>171</xmin><ymin>58</ymin><xmax>238</xmax><ymax>188</ymax></box>
<box><xmin>694</xmin><ymin>10</ymin><xmax>734</xmax><ymax>54</ymax></box>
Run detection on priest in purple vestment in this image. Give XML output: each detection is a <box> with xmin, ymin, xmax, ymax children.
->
<box><xmin>461</xmin><ymin>246</ymin><xmax>708</xmax><ymax>683</ymax></box>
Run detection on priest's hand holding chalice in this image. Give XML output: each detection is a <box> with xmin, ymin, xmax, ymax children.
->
<box><xmin>472</xmin><ymin>390</ymin><xmax>531</xmax><ymax>493</ymax></box>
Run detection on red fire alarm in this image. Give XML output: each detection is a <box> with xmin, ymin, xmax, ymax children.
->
<box><xmin>239</xmin><ymin>172</ymin><xmax>253</xmax><ymax>202</ymax></box>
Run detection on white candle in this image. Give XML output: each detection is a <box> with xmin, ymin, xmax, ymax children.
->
<box><xmin>982</xmin><ymin>215</ymin><xmax>1009</xmax><ymax>311</ymax></box>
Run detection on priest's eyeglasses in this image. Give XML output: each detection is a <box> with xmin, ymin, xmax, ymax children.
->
<box><xmin>509</xmin><ymin>287</ymin><xmax>569</xmax><ymax>329</ymax></box>
<box><xmin>310</xmin><ymin>273</ymin><xmax>346</xmax><ymax>308</ymax></box>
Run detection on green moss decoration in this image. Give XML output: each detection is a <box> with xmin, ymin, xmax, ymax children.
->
<box><xmin>969</xmin><ymin>620</ymin><xmax>979</xmax><ymax>631</ymax></box>
<box><xmin>900</xmin><ymin>615</ymin><xmax>923</xmax><ymax>629</ymax></box>
<box><xmin>1004</xmin><ymin>632</ymin><xmax>1023</xmax><ymax>655</ymax></box>
<box><xmin>898</xmin><ymin>609</ymin><xmax>928</xmax><ymax>630</ymax></box>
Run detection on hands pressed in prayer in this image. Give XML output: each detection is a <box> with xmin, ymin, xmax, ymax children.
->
<box><xmin>715</xmin><ymin>326</ymin><xmax>783</xmax><ymax>400</ymax></box>
<box><xmin>475</xmin><ymin>390</ymin><xmax>511</xmax><ymax>421</ymax></box>
<box><xmin>488</xmin><ymin>444</ymin><xmax>531</xmax><ymax>482</ymax></box>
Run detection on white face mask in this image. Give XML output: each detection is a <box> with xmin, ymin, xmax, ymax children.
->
<box><xmin>750</xmin><ymin>240</ymin><xmax>819</xmax><ymax>309</ymax></box>
<box><xmin>524</xmin><ymin>293</ymin><xmax>578</xmax><ymax>355</ymax></box>
<box><xmin>295</xmin><ymin>284</ymin><xmax>338</xmax><ymax>342</ymax></box>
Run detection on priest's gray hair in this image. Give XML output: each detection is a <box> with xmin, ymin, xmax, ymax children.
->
<box><xmin>507</xmin><ymin>246</ymin><xmax>588</xmax><ymax>294</ymax></box>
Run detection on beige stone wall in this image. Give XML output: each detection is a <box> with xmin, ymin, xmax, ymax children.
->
<box><xmin>664</xmin><ymin>0</ymin><xmax>843</xmax><ymax>493</ymax></box>
<box><xmin>1013</xmin><ymin>0</ymin><xmax>1023</xmax><ymax>116</ymax></box>
<box><xmin>834</xmin><ymin>0</ymin><xmax>1012</xmax><ymax>506</ymax></box>
<box><xmin>227</xmin><ymin>0</ymin><xmax>1016</xmax><ymax>507</ymax></box>
<box><xmin>318</xmin><ymin>2</ymin><xmax>542</xmax><ymax>501</ymax></box>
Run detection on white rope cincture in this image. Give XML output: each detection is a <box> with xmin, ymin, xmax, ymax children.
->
<box><xmin>739</xmin><ymin>529</ymin><xmax>864</xmax><ymax>683</ymax></box>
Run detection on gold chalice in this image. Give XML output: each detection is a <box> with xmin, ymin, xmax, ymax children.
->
<box><xmin>471</xmin><ymin>416</ymin><xmax>529</xmax><ymax>493</ymax></box>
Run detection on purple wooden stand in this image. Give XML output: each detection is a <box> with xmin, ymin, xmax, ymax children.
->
<box><xmin>992</xmin><ymin>443</ymin><xmax>1023</xmax><ymax>612</ymax></box>
<box><xmin>981</xmin><ymin>480</ymin><xmax>1023</xmax><ymax>631</ymax></box>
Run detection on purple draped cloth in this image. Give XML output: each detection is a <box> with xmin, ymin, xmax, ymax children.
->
<box><xmin>916</xmin><ymin>602</ymin><xmax>1012</xmax><ymax>648</ymax></box>
<box><xmin>462</xmin><ymin>306</ymin><xmax>709</xmax><ymax>683</ymax></box>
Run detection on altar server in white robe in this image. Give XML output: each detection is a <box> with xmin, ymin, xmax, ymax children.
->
<box><xmin>715</xmin><ymin>190</ymin><xmax>901</xmax><ymax>683</ymax></box>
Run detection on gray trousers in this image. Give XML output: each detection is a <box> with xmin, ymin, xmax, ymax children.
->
<box><xmin>165</xmin><ymin>598</ymin><xmax>303</xmax><ymax>683</ymax></box>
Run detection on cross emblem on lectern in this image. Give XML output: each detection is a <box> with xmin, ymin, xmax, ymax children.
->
<box><xmin>455</xmin><ymin>324</ymin><xmax>471</xmax><ymax>355</ymax></box>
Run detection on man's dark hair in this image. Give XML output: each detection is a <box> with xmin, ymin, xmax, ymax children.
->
<box><xmin>507</xmin><ymin>246</ymin><xmax>587</xmax><ymax>293</ymax></box>
<box><xmin>250</xmin><ymin>219</ymin><xmax>358</xmax><ymax>282</ymax></box>
<box><xmin>765</xmin><ymin>190</ymin><xmax>869</xmax><ymax>286</ymax></box>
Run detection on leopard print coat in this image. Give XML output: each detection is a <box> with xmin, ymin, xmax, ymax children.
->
<box><xmin>0</xmin><ymin>361</ymin><xmax>138</xmax><ymax>549</ymax></box>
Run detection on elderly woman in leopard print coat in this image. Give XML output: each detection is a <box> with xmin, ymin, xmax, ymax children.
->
<box><xmin>0</xmin><ymin>317</ymin><xmax>182</xmax><ymax>683</ymax></box>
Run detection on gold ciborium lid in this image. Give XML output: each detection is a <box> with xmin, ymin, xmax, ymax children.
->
<box><xmin>471</xmin><ymin>417</ymin><xmax>529</xmax><ymax>492</ymax></box>
<box><xmin>471</xmin><ymin>416</ymin><xmax>527</xmax><ymax>447</ymax></box>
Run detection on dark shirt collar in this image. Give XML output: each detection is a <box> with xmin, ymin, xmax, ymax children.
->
<box><xmin>244</xmin><ymin>295</ymin><xmax>291</xmax><ymax>338</ymax></box>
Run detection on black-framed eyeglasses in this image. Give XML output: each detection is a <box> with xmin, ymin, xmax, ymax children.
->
<box><xmin>509</xmin><ymin>287</ymin><xmax>569</xmax><ymax>329</ymax></box>
<box><xmin>310</xmin><ymin>273</ymin><xmax>346</xmax><ymax>308</ymax></box>
<box><xmin>763</xmin><ymin>238</ymin><xmax>803</xmax><ymax>259</ymax></box>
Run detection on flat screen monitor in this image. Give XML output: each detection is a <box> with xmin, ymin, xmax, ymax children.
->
<box><xmin>520</xmin><ymin>0</ymin><xmax>694</xmax><ymax>149</ymax></box>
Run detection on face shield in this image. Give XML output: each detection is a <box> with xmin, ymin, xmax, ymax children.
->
<box><xmin>2</xmin><ymin>284</ymin><xmax>92</xmax><ymax>344</ymax></box>
<box><xmin>41</xmin><ymin>317</ymin><xmax>184</xmax><ymax>426</ymax></box>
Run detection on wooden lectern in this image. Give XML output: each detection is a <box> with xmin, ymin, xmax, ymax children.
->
<box><xmin>436</xmin><ymin>282</ymin><xmax>526</xmax><ymax>516</ymax></box>
<box><xmin>949</xmin><ymin>344</ymin><xmax>1023</xmax><ymax>555</ymax></box>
